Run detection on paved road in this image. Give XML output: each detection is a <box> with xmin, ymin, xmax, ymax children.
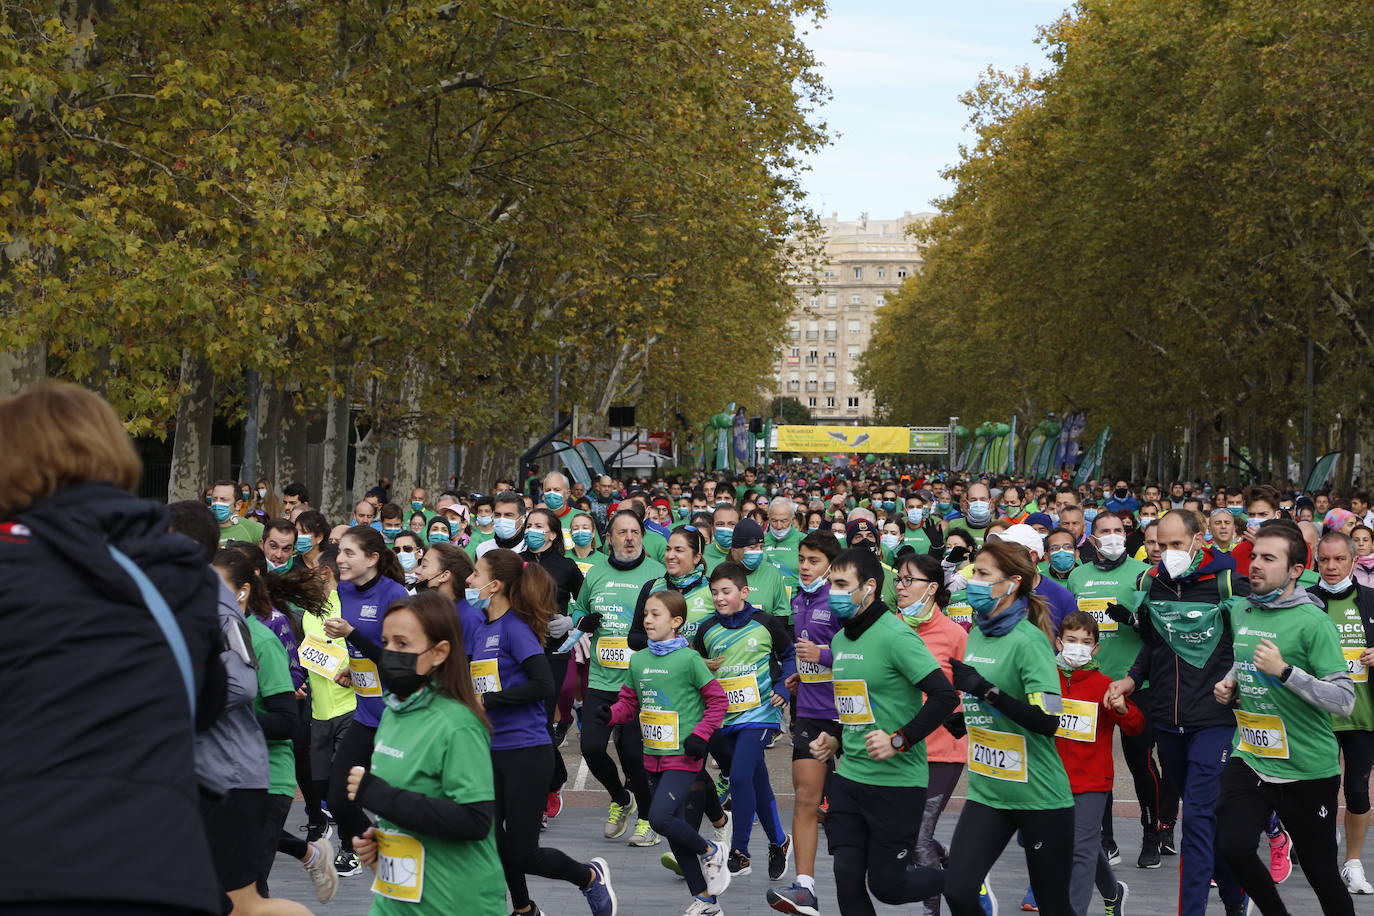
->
<box><xmin>268</xmin><ymin>734</ymin><xmax>1345</xmax><ymax>914</ymax></box>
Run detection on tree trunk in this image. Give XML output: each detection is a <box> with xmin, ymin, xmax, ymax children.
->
<box><xmin>168</xmin><ymin>349</ymin><xmax>215</xmax><ymax>502</ymax></box>
<box><xmin>258</xmin><ymin>387</ymin><xmax>282</xmax><ymax>490</ymax></box>
<box><xmin>0</xmin><ymin>343</ymin><xmax>46</xmax><ymax>399</ymax></box>
<box><xmin>353</xmin><ymin>418</ymin><xmax>381</xmax><ymax>506</ymax></box>
<box><xmin>395</xmin><ymin>435</ymin><xmax>421</xmax><ymax>500</ymax></box>
<box><xmin>241</xmin><ymin>369</ymin><xmax>261</xmax><ymax>485</ymax></box>
<box><xmin>320</xmin><ymin>369</ymin><xmax>351</xmax><ymax>522</ymax></box>
<box><xmin>278</xmin><ymin>391</ymin><xmax>307</xmax><ymax>490</ymax></box>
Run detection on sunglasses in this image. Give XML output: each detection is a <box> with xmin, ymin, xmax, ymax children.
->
<box><xmin>391</xmin><ymin>544</ymin><xmax>421</xmax><ymax>554</ymax></box>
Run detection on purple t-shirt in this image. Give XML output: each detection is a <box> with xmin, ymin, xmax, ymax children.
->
<box><xmin>469</xmin><ymin>610</ymin><xmax>552</xmax><ymax>751</ymax></box>
<box><xmin>338</xmin><ymin>575</ymin><xmax>412</xmax><ymax>728</ymax></box>
<box><xmin>262</xmin><ymin>608</ymin><xmax>305</xmax><ymax>690</ymax></box>
<box><xmin>792</xmin><ymin>583</ymin><xmax>841</xmax><ymax>721</ymax></box>
<box><xmin>1035</xmin><ymin>576</ymin><xmax>1078</xmax><ymax>633</ymax></box>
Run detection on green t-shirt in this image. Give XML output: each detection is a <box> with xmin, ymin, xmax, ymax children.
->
<box><xmin>643</xmin><ymin>529</ymin><xmax>668</xmax><ymax>564</ymax></box>
<box><xmin>703</xmin><ymin>542</ymin><xmax>731</xmax><ymax>573</ymax></box>
<box><xmin>902</xmin><ymin>528</ymin><xmax>932</xmax><ymax>556</ymax></box>
<box><xmin>575</xmin><ymin>556</ymin><xmax>668</xmax><ymax>691</ymax></box>
<box><xmin>464</xmin><ymin>529</ymin><xmax>495</xmax><ymax>560</ymax></box>
<box><xmin>370</xmin><ymin>691</ymin><xmax>505</xmax><ymax>915</ymax></box>
<box><xmin>762</xmin><ymin>527</ymin><xmax>804</xmax><ymax>581</ymax></box>
<box><xmin>1066</xmin><ymin>558</ymin><xmax>1149</xmax><ymax>680</ymax></box>
<box><xmin>945</xmin><ymin>518</ymin><xmax>991</xmax><ymax>547</ymax></box>
<box><xmin>962</xmin><ymin>618</ymin><xmax>1073</xmax><ymax>810</ymax></box>
<box><xmin>302</xmin><ymin>593</ymin><xmax>358</xmax><ymax>721</ymax></box>
<box><xmin>832</xmin><ymin>611</ymin><xmax>940</xmax><ymax>788</ymax></box>
<box><xmin>745</xmin><ymin>559</ymin><xmax>792</xmax><ymax>621</ymax></box>
<box><xmin>568</xmin><ymin>550</ymin><xmax>607</xmax><ymax>582</ymax></box>
<box><xmin>248</xmin><ymin>617</ymin><xmax>296</xmax><ymax>798</ymax></box>
<box><xmin>627</xmin><ymin>646</ymin><xmax>715</xmax><ymax>755</ymax></box>
<box><xmin>219</xmin><ymin>517</ymin><xmax>264</xmax><ymax>547</ymax></box>
<box><xmin>1226</xmin><ymin>596</ymin><xmax>1345</xmax><ymax>780</ymax></box>
<box><xmin>1320</xmin><ymin>592</ymin><xmax>1374</xmax><ymax>732</ymax></box>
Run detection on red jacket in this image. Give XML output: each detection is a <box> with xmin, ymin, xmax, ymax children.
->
<box><xmin>1055</xmin><ymin>666</ymin><xmax>1144</xmax><ymax>793</ymax></box>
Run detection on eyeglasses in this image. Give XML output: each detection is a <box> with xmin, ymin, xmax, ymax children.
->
<box><xmin>392</xmin><ymin>545</ymin><xmax>420</xmax><ymax>554</ymax></box>
<box><xmin>895</xmin><ymin>576</ymin><xmax>936</xmax><ymax>588</ymax></box>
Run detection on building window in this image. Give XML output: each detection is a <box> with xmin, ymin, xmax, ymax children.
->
<box><xmin>807</xmin><ymin>397</ymin><xmax>817</xmax><ymax>407</ymax></box>
<box><xmin>849</xmin><ymin>294</ymin><xmax>862</xmax><ymax>305</ymax></box>
<box><xmin>847</xmin><ymin>319</ymin><xmax>862</xmax><ymax>334</ymax></box>
<box><xmin>876</xmin><ymin>267</ymin><xmax>886</xmax><ymax>279</ymax></box>
<box><xmin>823</xmin><ymin>269</ymin><xmax>837</xmax><ymax>278</ymax></box>
<box><xmin>846</xmin><ymin>371</ymin><xmax>857</xmax><ymax>386</ymax></box>
<box><xmin>789</xmin><ymin>321</ymin><xmax>800</xmax><ymax>339</ymax></box>
<box><xmin>875</xmin><ymin>294</ymin><xmax>886</xmax><ymax>307</ymax></box>
<box><xmin>809</xmin><ymin>296</ymin><xmax>819</xmax><ymax>309</ymax></box>
<box><xmin>827</xmin><ymin>294</ymin><xmax>837</xmax><ymax>307</ymax></box>
<box><xmin>897</xmin><ymin>267</ymin><xmax>909</xmax><ymax>279</ymax></box>
<box><xmin>825</xmin><ymin>397</ymin><xmax>836</xmax><ymax>408</ymax></box>
<box><xmin>825</xmin><ymin>369</ymin><xmax>836</xmax><ymax>382</ymax></box>
<box><xmin>847</xmin><ymin>396</ymin><xmax>860</xmax><ymax>408</ymax></box>
<box><xmin>847</xmin><ymin>345</ymin><xmax>860</xmax><ymax>359</ymax></box>
<box><xmin>852</xmin><ymin>267</ymin><xmax>863</xmax><ymax>280</ymax></box>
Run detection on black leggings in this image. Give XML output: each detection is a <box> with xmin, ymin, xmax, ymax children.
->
<box><xmin>649</xmin><ymin>768</ymin><xmax>711</xmax><ymax>896</ymax></box>
<box><xmin>1339</xmin><ymin>729</ymin><xmax>1374</xmax><ymax>816</ymax></box>
<box><xmin>579</xmin><ymin>688</ymin><xmax>651</xmax><ymax>814</ymax></box>
<box><xmin>289</xmin><ymin>696</ymin><xmax>325</xmax><ymax>828</ymax></box>
<box><xmin>326</xmin><ymin>720</ymin><xmax>377</xmax><ymax>849</ymax></box>
<box><xmin>547</xmin><ymin>652</ymin><xmax>569</xmax><ymax>793</ymax></box>
<box><xmin>493</xmin><ymin>745</ymin><xmax>589</xmax><ymax>909</ymax></box>
<box><xmin>944</xmin><ymin>801</ymin><xmax>1076</xmax><ymax>916</ymax></box>
<box><xmin>1216</xmin><ymin>759</ymin><xmax>1353</xmax><ymax>916</ymax></box>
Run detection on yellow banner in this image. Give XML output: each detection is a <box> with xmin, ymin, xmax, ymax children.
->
<box><xmin>776</xmin><ymin>425</ymin><xmax>910</xmax><ymax>453</ymax></box>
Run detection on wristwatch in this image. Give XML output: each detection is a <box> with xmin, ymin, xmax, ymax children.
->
<box><xmin>1280</xmin><ymin>664</ymin><xmax>1294</xmax><ymax>683</ymax></box>
<box><xmin>983</xmin><ymin>685</ymin><xmax>1003</xmax><ymax>704</ymax></box>
<box><xmin>889</xmin><ymin>731</ymin><xmax>909</xmax><ymax>752</ymax></box>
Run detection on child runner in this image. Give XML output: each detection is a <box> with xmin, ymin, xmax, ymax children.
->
<box><xmin>600</xmin><ymin>591</ymin><xmax>732</xmax><ymax>915</ymax></box>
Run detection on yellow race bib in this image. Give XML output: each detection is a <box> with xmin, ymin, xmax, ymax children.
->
<box><xmin>1344</xmin><ymin>647</ymin><xmax>1369</xmax><ymax>684</ymax></box>
<box><xmin>470</xmin><ymin>658</ymin><xmax>502</xmax><ymax>694</ymax></box>
<box><xmin>372</xmin><ymin>829</ymin><xmax>425</xmax><ymax>902</ymax></box>
<box><xmin>1076</xmin><ymin>598</ymin><xmax>1118</xmax><ymax>632</ymax></box>
<box><xmin>299</xmin><ymin>632</ymin><xmax>348</xmax><ymax>680</ymax></box>
<box><xmin>968</xmin><ymin>726</ymin><xmax>1028</xmax><ymax>782</ymax></box>
<box><xmin>798</xmin><ymin>656</ymin><xmax>832</xmax><ymax>684</ymax></box>
<box><xmin>1235</xmin><ymin>709</ymin><xmax>1289</xmax><ymax>759</ymax></box>
<box><xmin>833</xmin><ymin>679</ymin><xmax>876</xmax><ymax>726</ymax></box>
<box><xmin>719</xmin><ymin>674</ymin><xmax>761</xmax><ymax>714</ymax></box>
<box><xmin>349</xmin><ymin>657</ymin><xmax>382</xmax><ymax>697</ymax></box>
<box><xmin>596</xmin><ymin>636</ymin><xmax>631</xmax><ymax>669</ymax></box>
<box><xmin>640</xmin><ymin>708</ymin><xmax>680</xmax><ymax>751</ymax></box>
<box><xmin>946</xmin><ymin>603</ymin><xmax>973</xmax><ymax>626</ymax></box>
<box><xmin>1055</xmin><ymin>698</ymin><xmax>1099</xmax><ymax>743</ymax></box>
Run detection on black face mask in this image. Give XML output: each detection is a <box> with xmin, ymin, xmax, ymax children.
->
<box><xmin>381</xmin><ymin>649</ymin><xmax>430</xmax><ymax>698</ymax></box>
<box><xmin>1114</xmin><ymin>488</ymin><xmax>1129</xmax><ymax>499</ymax></box>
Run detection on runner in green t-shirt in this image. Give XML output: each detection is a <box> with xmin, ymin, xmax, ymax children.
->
<box><xmin>762</xmin><ymin>498</ymin><xmax>805</xmax><ymax>582</ymax></box>
<box><xmin>703</xmin><ymin>504</ymin><xmax>739</xmax><ymax>573</ymax></box>
<box><xmin>797</xmin><ymin>546</ymin><xmax>956</xmax><ymax>916</ymax></box>
<box><xmin>1213</xmin><ymin>524</ymin><xmax>1353</xmax><ymax>916</ymax></box>
<box><xmin>1306</xmin><ymin>531</ymin><xmax>1374</xmax><ymax>893</ymax></box>
<box><xmin>210</xmin><ymin>480</ymin><xmax>265</xmax><ymax>546</ymax></box>
<box><xmin>725</xmin><ymin>518</ymin><xmax>792</xmax><ymax>622</ymax></box>
<box><xmin>943</xmin><ymin>537</ymin><xmax>1075</xmax><ymax>916</ymax></box>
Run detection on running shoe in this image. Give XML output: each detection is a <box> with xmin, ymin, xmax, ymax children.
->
<box><xmin>545</xmin><ymin>791</ymin><xmax>563</xmax><ymax>820</ymax></box>
<box><xmin>661</xmin><ymin>851</ymin><xmax>684</xmax><ymax>877</ymax></box>
<box><xmin>1137</xmin><ymin>831</ymin><xmax>1161</xmax><ymax>869</ymax></box>
<box><xmin>768</xmin><ymin>834</ymin><xmax>793</xmax><ymax>881</ymax></box>
<box><xmin>700</xmin><ymin>840</ymin><xmax>732</xmax><ymax>897</ymax></box>
<box><xmin>1020</xmin><ymin>884</ymin><xmax>1037</xmax><ymax>911</ymax></box>
<box><xmin>604</xmin><ymin>797</ymin><xmax>636</xmax><ymax>839</ymax></box>
<box><xmin>511</xmin><ymin>905</ymin><xmax>543</xmax><ymax>916</ymax></box>
<box><xmin>766</xmin><ymin>730</ymin><xmax>780</xmax><ymax>749</ymax></box>
<box><xmin>581</xmin><ymin>857</ymin><xmax>617</xmax><ymax>916</ymax></box>
<box><xmin>712</xmin><ymin>811</ymin><xmax>732</xmax><ymax>846</ymax></box>
<box><xmin>1268</xmin><ymin>829</ymin><xmax>1292</xmax><ymax>884</ymax></box>
<box><xmin>978</xmin><ymin>876</ymin><xmax>997</xmax><ymax>916</ymax></box>
<box><xmin>1343</xmin><ymin>859</ymin><xmax>1374</xmax><ymax>894</ymax></box>
<box><xmin>728</xmin><ymin>848</ymin><xmax>752</xmax><ymax>876</ymax></box>
<box><xmin>767</xmin><ymin>881</ymin><xmax>820</xmax><ymax>916</ymax></box>
<box><xmin>628</xmin><ymin>819</ymin><xmax>662</xmax><ymax>847</ymax></box>
<box><xmin>304</xmin><ymin>819</ymin><xmax>333</xmax><ymax>843</ymax></box>
<box><xmin>1159</xmin><ymin>823</ymin><xmax>1177</xmax><ymax>855</ymax></box>
<box><xmin>334</xmin><ymin>850</ymin><xmax>361</xmax><ymax>877</ymax></box>
<box><xmin>1103</xmin><ymin>880</ymin><xmax>1128</xmax><ymax>916</ymax></box>
<box><xmin>715</xmin><ymin>774</ymin><xmax>731</xmax><ymax>805</ymax></box>
<box><xmin>1102</xmin><ymin>839</ymin><xmax>1121</xmax><ymax>866</ymax></box>
<box><xmin>553</xmin><ymin>720</ymin><xmax>572</xmax><ymax>748</ymax></box>
<box><xmin>683</xmin><ymin>898</ymin><xmax>723</xmax><ymax>916</ymax></box>
<box><xmin>304</xmin><ymin>835</ymin><xmax>339</xmax><ymax>904</ymax></box>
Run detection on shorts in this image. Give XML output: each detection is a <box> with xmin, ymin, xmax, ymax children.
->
<box><xmin>824</xmin><ymin>773</ymin><xmax>926</xmax><ymax>857</ymax></box>
<box><xmin>201</xmin><ymin>787</ymin><xmax>268</xmax><ymax>892</ymax></box>
<box><xmin>792</xmin><ymin>715</ymin><xmax>841</xmax><ymax>762</ymax></box>
<box><xmin>257</xmin><ymin>793</ymin><xmax>294</xmax><ymax>896</ymax></box>
<box><xmin>311</xmin><ymin>711</ymin><xmax>353</xmax><ymax>781</ymax></box>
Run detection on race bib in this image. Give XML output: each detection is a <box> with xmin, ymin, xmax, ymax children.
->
<box><xmin>833</xmin><ymin>679</ymin><xmax>876</xmax><ymax>726</ymax></box>
<box><xmin>1344</xmin><ymin>647</ymin><xmax>1369</xmax><ymax>684</ymax></box>
<box><xmin>299</xmin><ymin>632</ymin><xmax>347</xmax><ymax>680</ymax></box>
<box><xmin>640</xmin><ymin>708</ymin><xmax>680</xmax><ymax>751</ymax></box>
<box><xmin>946</xmin><ymin>603</ymin><xmax>973</xmax><ymax>626</ymax></box>
<box><xmin>719</xmin><ymin>674</ymin><xmax>761</xmax><ymax>714</ymax></box>
<box><xmin>372</xmin><ymin>829</ymin><xmax>424</xmax><ymax>902</ymax></box>
<box><xmin>349</xmin><ymin>657</ymin><xmax>382</xmax><ymax>697</ymax></box>
<box><xmin>1077</xmin><ymin>598</ymin><xmax>1118</xmax><ymax>632</ymax></box>
<box><xmin>596</xmin><ymin>636</ymin><xmax>631</xmax><ymax>670</ymax></box>
<box><xmin>798</xmin><ymin>657</ymin><xmax>832</xmax><ymax>684</ymax></box>
<box><xmin>1055</xmin><ymin>698</ymin><xmax>1099</xmax><ymax>742</ymax></box>
<box><xmin>470</xmin><ymin>658</ymin><xmax>501</xmax><ymax>694</ymax></box>
<box><xmin>968</xmin><ymin>726</ymin><xmax>1028</xmax><ymax>782</ymax></box>
<box><xmin>1235</xmin><ymin>709</ymin><xmax>1289</xmax><ymax>759</ymax></box>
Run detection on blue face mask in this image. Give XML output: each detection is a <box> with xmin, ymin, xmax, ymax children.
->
<box><xmin>676</xmin><ymin>507</ymin><xmax>690</xmax><ymax>520</ymax></box>
<box><xmin>965</xmin><ymin>578</ymin><xmax>1009</xmax><ymax>615</ymax></box>
<box><xmin>295</xmin><ymin>534</ymin><xmax>313</xmax><ymax>554</ymax></box>
<box><xmin>428</xmin><ymin>531</ymin><xmax>450</xmax><ymax>545</ymax></box>
<box><xmin>1049</xmin><ymin>549</ymin><xmax>1076</xmax><ymax>573</ymax></box>
<box><xmin>544</xmin><ymin>492</ymin><xmax>565</xmax><ymax>512</ymax></box>
<box><xmin>571</xmin><ymin>529</ymin><xmax>594</xmax><ymax>548</ymax></box>
<box><xmin>1083</xmin><ymin>508</ymin><xmax>1099</xmax><ymax>523</ymax></box>
<box><xmin>267</xmin><ymin>557</ymin><xmax>292</xmax><ymax>575</ymax></box>
<box><xmin>465</xmin><ymin>583</ymin><xmax>493</xmax><ymax>611</ymax></box>
<box><xmin>714</xmin><ymin>527</ymin><xmax>734</xmax><ymax>549</ymax></box>
<box><xmin>1227</xmin><ymin>506</ymin><xmax>1245</xmax><ymax>518</ymax></box>
<box><xmin>1251</xmin><ymin>583</ymin><xmax>1288</xmax><ymax>606</ymax></box>
<box><xmin>800</xmin><ymin>573</ymin><xmax>828</xmax><ymax>594</ymax></box>
<box><xmin>881</xmin><ymin>533</ymin><xmax>900</xmax><ymax>552</ymax></box>
<box><xmin>828</xmin><ymin>585</ymin><xmax>867</xmax><ymax>621</ymax></box>
<box><xmin>397</xmin><ymin>550</ymin><xmax>418</xmax><ymax>572</ymax></box>
<box><xmin>907</xmin><ymin>508</ymin><xmax>926</xmax><ymax>526</ymax></box>
<box><xmin>882</xmin><ymin>500</ymin><xmax>895</xmax><ymax>512</ymax></box>
<box><xmin>212</xmin><ymin>503</ymin><xmax>233</xmax><ymax>524</ymax></box>
<box><xmin>741</xmin><ymin>548</ymin><xmax>764</xmax><ymax>571</ymax></box>
<box><xmin>770</xmin><ymin>524</ymin><xmax>792</xmax><ymax>540</ymax></box>
<box><xmin>382</xmin><ymin>526</ymin><xmax>402</xmax><ymax>540</ymax></box>
<box><xmin>410</xmin><ymin>500</ymin><xmax>424</xmax><ymax>512</ymax></box>
<box><xmin>967</xmin><ymin>500</ymin><xmax>991</xmax><ymax>524</ymax></box>
<box><xmin>525</xmin><ymin>529</ymin><xmax>547</xmax><ymax>552</ymax></box>
<box><xmin>476</xmin><ymin>514</ymin><xmax>494</xmax><ymax>529</ymax></box>
<box><xmin>493</xmin><ymin>517</ymin><xmax>519</xmax><ymax>540</ymax></box>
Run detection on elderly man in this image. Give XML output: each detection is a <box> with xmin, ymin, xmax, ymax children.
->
<box><xmin>763</xmin><ymin>497</ymin><xmax>804</xmax><ymax>582</ymax></box>
<box><xmin>541</xmin><ymin>470</ymin><xmax>597</xmax><ymax>551</ymax></box>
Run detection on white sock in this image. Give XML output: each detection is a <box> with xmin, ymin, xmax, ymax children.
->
<box><xmin>302</xmin><ymin>845</ymin><xmax>318</xmax><ymax>867</ymax></box>
<box><xmin>798</xmin><ymin>874</ymin><xmax>815</xmax><ymax>892</ymax></box>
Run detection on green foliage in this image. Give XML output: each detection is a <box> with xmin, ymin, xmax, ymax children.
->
<box><xmin>770</xmin><ymin>395</ymin><xmax>813</xmax><ymax>425</ymax></box>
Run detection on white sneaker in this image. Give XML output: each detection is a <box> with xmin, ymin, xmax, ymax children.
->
<box><xmin>304</xmin><ymin>834</ymin><xmax>340</xmax><ymax>904</ymax></box>
<box><xmin>700</xmin><ymin>840</ymin><xmax>732</xmax><ymax>898</ymax></box>
<box><xmin>712</xmin><ymin>811</ymin><xmax>732</xmax><ymax>846</ymax></box>
<box><xmin>628</xmin><ymin>819</ymin><xmax>662</xmax><ymax>847</ymax></box>
<box><xmin>1343</xmin><ymin>859</ymin><xmax>1374</xmax><ymax>894</ymax></box>
<box><xmin>683</xmin><ymin>897</ymin><xmax>723</xmax><ymax>916</ymax></box>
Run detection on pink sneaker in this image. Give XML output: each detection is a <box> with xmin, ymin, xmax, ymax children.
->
<box><xmin>1269</xmin><ymin>830</ymin><xmax>1292</xmax><ymax>884</ymax></box>
<box><xmin>544</xmin><ymin>790</ymin><xmax>563</xmax><ymax>820</ymax></box>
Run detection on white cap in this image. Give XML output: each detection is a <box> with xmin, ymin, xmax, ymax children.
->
<box><xmin>991</xmin><ymin>522</ymin><xmax>1046</xmax><ymax>560</ymax></box>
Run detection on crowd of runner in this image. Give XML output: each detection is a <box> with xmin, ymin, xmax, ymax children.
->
<box><xmin>5</xmin><ymin>388</ymin><xmax>1371</xmax><ymax>916</ymax></box>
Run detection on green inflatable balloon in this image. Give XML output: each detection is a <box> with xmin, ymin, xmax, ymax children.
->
<box><xmin>994</xmin><ymin>423</ymin><xmax>1011</xmax><ymax>437</ymax></box>
<box><xmin>955</xmin><ymin>425</ymin><xmax>969</xmax><ymax>439</ymax></box>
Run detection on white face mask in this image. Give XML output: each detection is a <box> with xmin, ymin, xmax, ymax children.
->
<box><xmin>257</xmin><ymin>487</ymin><xmax>267</xmax><ymax>499</ymax></box>
<box><xmin>1162</xmin><ymin>547</ymin><xmax>1194</xmax><ymax>579</ymax></box>
<box><xmin>1058</xmin><ymin>642</ymin><xmax>1093</xmax><ymax>669</ymax></box>
<box><xmin>1096</xmin><ymin>533</ymin><xmax>1127</xmax><ymax>561</ymax></box>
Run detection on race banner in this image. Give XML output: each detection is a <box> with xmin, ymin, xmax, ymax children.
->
<box><xmin>776</xmin><ymin>425</ymin><xmax>910</xmax><ymax>454</ymax></box>
<box><xmin>1072</xmin><ymin>426</ymin><xmax>1112</xmax><ymax>486</ymax></box>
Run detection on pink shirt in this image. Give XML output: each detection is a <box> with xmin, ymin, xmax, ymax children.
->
<box><xmin>917</xmin><ymin>610</ymin><xmax>969</xmax><ymax>764</ymax></box>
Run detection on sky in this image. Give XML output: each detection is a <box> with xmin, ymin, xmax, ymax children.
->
<box><xmin>797</xmin><ymin>0</ymin><xmax>1070</xmax><ymax>220</ymax></box>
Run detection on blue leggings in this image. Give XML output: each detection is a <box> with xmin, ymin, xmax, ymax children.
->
<box><xmin>648</xmin><ymin>768</ymin><xmax>711</xmax><ymax>896</ymax></box>
<box><xmin>725</xmin><ymin>726</ymin><xmax>786</xmax><ymax>854</ymax></box>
